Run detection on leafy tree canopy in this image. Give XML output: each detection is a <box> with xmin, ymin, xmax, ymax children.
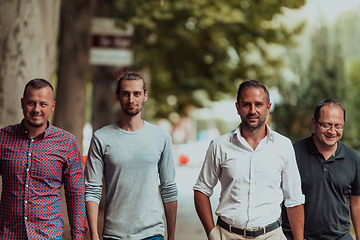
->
<box><xmin>272</xmin><ymin>14</ymin><xmax>359</xmax><ymax>149</ymax></box>
<box><xmin>110</xmin><ymin>0</ymin><xmax>305</xmax><ymax>118</ymax></box>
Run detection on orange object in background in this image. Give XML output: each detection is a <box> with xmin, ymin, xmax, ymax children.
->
<box><xmin>81</xmin><ymin>155</ymin><xmax>87</xmax><ymax>165</ymax></box>
<box><xmin>179</xmin><ymin>154</ymin><xmax>190</xmax><ymax>164</ymax></box>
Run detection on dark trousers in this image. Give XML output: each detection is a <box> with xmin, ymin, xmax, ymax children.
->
<box><xmin>284</xmin><ymin>232</ymin><xmax>353</xmax><ymax>240</ymax></box>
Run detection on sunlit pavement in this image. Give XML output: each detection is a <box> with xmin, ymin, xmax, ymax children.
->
<box><xmin>170</xmin><ymin>140</ymin><xmax>220</xmax><ymax>240</ymax></box>
<box><xmin>175</xmin><ymin>163</ymin><xmax>220</xmax><ymax>240</ymax></box>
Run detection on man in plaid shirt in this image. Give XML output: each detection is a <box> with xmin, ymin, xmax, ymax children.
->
<box><xmin>0</xmin><ymin>78</ymin><xmax>86</xmax><ymax>239</ymax></box>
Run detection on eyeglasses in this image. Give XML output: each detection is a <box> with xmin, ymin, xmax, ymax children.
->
<box><xmin>316</xmin><ymin>121</ymin><xmax>344</xmax><ymax>131</ymax></box>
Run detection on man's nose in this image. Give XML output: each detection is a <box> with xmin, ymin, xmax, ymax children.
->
<box><xmin>249</xmin><ymin>104</ymin><xmax>256</xmax><ymax>114</ymax></box>
<box><xmin>33</xmin><ymin>104</ymin><xmax>40</xmax><ymax>112</ymax></box>
<box><xmin>327</xmin><ymin>126</ymin><xmax>336</xmax><ymax>134</ymax></box>
<box><xmin>129</xmin><ymin>94</ymin><xmax>134</xmax><ymax>102</ymax></box>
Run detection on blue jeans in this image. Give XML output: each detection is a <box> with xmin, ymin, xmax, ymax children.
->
<box><xmin>104</xmin><ymin>235</ymin><xmax>163</xmax><ymax>240</ymax></box>
<box><xmin>51</xmin><ymin>234</ymin><xmax>62</xmax><ymax>240</ymax></box>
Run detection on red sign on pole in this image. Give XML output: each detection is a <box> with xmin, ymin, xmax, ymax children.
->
<box><xmin>90</xmin><ymin>18</ymin><xmax>134</xmax><ymax>67</ymax></box>
<box><xmin>92</xmin><ymin>35</ymin><xmax>132</xmax><ymax>49</ymax></box>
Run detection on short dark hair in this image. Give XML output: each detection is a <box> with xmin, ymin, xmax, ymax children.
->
<box><xmin>23</xmin><ymin>78</ymin><xmax>54</xmax><ymax>98</ymax></box>
<box><xmin>314</xmin><ymin>99</ymin><xmax>346</xmax><ymax>122</ymax></box>
<box><xmin>237</xmin><ymin>79</ymin><xmax>270</xmax><ymax>104</ymax></box>
<box><xmin>116</xmin><ymin>72</ymin><xmax>147</xmax><ymax>95</ymax></box>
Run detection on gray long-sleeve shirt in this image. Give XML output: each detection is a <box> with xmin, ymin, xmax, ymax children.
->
<box><xmin>84</xmin><ymin>121</ymin><xmax>178</xmax><ymax>240</ymax></box>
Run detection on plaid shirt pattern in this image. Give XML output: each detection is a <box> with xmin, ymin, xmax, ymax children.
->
<box><xmin>0</xmin><ymin>122</ymin><xmax>86</xmax><ymax>240</ymax></box>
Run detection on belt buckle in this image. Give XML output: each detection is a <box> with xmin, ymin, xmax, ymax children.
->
<box><xmin>229</xmin><ymin>225</ymin><xmax>232</xmax><ymax>233</ymax></box>
<box><xmin>263</xmin><ymin>226</ymin><xmax>266</xmax><ymax>234</ymax></box>
<box><xmin>243</xmin><ymin>229</ymin><xmax>246</xmax><ymax>237</ymax></box>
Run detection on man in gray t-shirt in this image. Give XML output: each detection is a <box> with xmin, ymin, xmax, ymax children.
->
<box><xmin>84</xmin><ymin>72</ymin><xmax>178</xmax><ymax>240</ymax></box>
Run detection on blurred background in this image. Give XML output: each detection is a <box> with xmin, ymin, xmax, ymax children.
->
<box><xmin>1</xmin><ymin>0</ymin><xmax>360</xmax><ymax>239</ymax></box>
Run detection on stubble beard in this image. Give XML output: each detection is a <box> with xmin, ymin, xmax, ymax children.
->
<box><xmin>123</xmin><ymin>102</ymin><xmax>145</xmax><ymax>116</ymax></box>
<box><xmin>25</xmin><ymin>111</ymin><xmax>47</xmax><ymax>128</ymax></box>
<box><xmin>241</xmin><ymin>114</ymin><xmax>266</xmax><ymax>131</ymax></box>
<box><xmin>25</xmin><ymin>118</ymin><xmax>46</xmax><ymax>128</ymax></box>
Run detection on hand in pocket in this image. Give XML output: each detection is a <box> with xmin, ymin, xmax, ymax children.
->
<box><xmin>208</xmin><ymin>225</ymin><xmax>221</xmax><ymax>240</ymax></box>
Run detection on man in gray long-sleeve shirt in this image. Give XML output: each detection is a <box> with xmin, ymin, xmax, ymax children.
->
<box><xmin>84</xmin><ymin>72</ymin><xmax>178</xmax><ymax>240</ymax></box>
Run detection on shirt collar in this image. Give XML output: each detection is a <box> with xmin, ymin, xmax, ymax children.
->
<box><xmin>20</xmin><ymin>120</ymin><xmax>53</xmax><ymax>139</ymax></box>
<box><xmin>307</xmin><ymin>134</ymin><xmax>345</xmax><ymax>160</ymax></box>
<box><xmin>232</xmin><ymin>123</ymin><xmax>275</xmax><ymax>143</ymax></box>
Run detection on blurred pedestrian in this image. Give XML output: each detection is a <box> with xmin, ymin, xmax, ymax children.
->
<box><xmin>282</xmin><ymin>99</ymin><xmax>360</xmax><ymax>240</ymax></box>
<box><xmin>194</xmin><ymin>79</ymin><xmax>305</xmax><ymax>240</ymax></box>
<box><xmin>0</xmin><ymin>78</ymin><xmax>86</xmax><ymax>239</ymax></box>
<box><xmin>84</xmin><ymin>71</ymin><xmax>178</xmax><ymax>240</ymax></box>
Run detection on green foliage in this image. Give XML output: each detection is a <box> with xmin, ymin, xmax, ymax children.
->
<box><xmin>272</xmin><ymin>21</ymin><xmax>347</xmax><ymax>142</ymax></box>
<box><xmin>272</xmin><ymin>12</ymin><xmax>360</xmax><ymax>153</ymax></box>
<box><xmin>343</xmin><ymin>58</ymin><xmax>360</xmax><ymax>151</ymax></box>
<box><xmin>111</xmin><ymin>0</ymin><xmax>305</xmax><ymax>118</ymax></box>
<box><xmin>333</xmin><ymin>11</ymin><xmax>360</xmax><ymax>152</ymax></box>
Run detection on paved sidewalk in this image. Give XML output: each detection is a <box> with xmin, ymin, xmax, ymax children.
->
<box><xmin>175</xmin><ymin>165</ymin><xmax>220</xmax><ymax>240</ymax></box>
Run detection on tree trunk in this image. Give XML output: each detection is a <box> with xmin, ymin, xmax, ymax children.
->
<box><xmin>53</xmin><ymin>0</ymin><xmax>96</xmax><ymax>152</ymax></box>
<box><xmin>91</xmin><ymin>66</ymin><xmax>120</xmax><ymax>132</ymax></box>
<box><xmin>0</xmin><ymin>0</ymin><xmax>60</xmax><ymax>128</ymax></box>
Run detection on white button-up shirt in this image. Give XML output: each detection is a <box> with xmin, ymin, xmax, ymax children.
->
<box><xmin>193</xmin><ymin>125</ymin><xmax>304</xmax><ymax>229</ymax></box>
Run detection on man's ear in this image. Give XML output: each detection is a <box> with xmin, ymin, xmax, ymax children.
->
<box><xmin>52</xmin><ymin>101</ymin><xmax>56</xmax><ymax>112</ymax></box>
<box><xmin>311</xmin><ymin>117</ymin><xmax>316</xmax><ymax>130</ymax></box>
<box><xmin>144</xmin><ymin>91</ymin><xmax>148</xmax><ymax>102</ymax></box>
<box><xmin>235</xmin><ymin>102</ymin><xmax>240</xmax><ymax>115</ymax></box>
<box><xmin>266</xmin><ymin>102</ymin><xmax>272</xmax><ymax>116</ymax></box>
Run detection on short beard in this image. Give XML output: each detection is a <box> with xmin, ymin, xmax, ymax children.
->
<box><xmin>241</xmin><ymin>116</ymin><xmax>266</xmax><ymax>131</ymax></box>
<box><xmin>123</xmin><ymin>101</ymin><xmax>145</xmax><ymax>116</ymax></box>
<box><xmin>25</xmin><ymin>119</ymin><xmax>46</xmax><ymax>128</ymax></box>
<box><xmin>124</xmin><ymin>108</ymin><xmax>141</xmax><ymax>116</ymax></box>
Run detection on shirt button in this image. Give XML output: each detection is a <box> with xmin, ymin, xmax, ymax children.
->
<box><xmin>25</xmin><ymin>184</ymin><xmax>28</xmax><ymax>188</ymax></box>
<box><xmin>24</xmin><ymin>201</ymin><xmax>27</xmax><ymax>204</ymax></box>
<box><xmin>28</xmin><ymin>153</ymin><xmax>31</xmax><ymax>156</ymax></box>
<box><xmin>24</xmin><ymin>217</ymin><xmax>27</xmax><ymax>220</ymax></box>
<box><xmin>31</xmin><ymin>139</ymin><xmax>34</xmax><ymax>142</ymax></box>
<box><xmin>26</xmin><ymin>168</ymin><xmax>29</xmax><ymax>172</ymax></box>
<box><xmin>324</xmin><ymin>168</ymin><xmax>327</xmax><ymax>172</ymax></box>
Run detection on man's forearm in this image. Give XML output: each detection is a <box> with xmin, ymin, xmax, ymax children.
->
<box><xmin>164</xmin><ymin>201</ymin><xmax>178</xmax><ymax>240</ymax></box>
<box><xmin>194</xmin><ymin>190</ymin><xmax>215</xmax><ymax>236</ymax></box>
<box><xmin>286</xmin><ymin>204</ymin><xmax>304</xmax><ymax>240</ymax></box>
<box><xmin>350</xmin><ymin>195</ymin><xmax>360</xmax><ymax>240</ymax></box>
<box><xmin>86</xmin><ymin>201</ymin><xmax>100</xmax><ymax>240</ymax></box>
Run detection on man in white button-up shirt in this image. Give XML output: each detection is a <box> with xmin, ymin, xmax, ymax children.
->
<box><xmin>194</xmin><ymin>79</ymin><xmax>305</xmax><ymax>240</ymax></box>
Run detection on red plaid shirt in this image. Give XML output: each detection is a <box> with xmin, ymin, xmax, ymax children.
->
<box><xmin>0</xmin><ymin>122</ymin><xmax>86</xmax><ymax>239</ymax></box>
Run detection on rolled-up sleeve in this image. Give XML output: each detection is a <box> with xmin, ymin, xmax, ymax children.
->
<box><xmin>193</xmin><ymin>140</ymin><xmax>220</xmax><ymax>197</ymax></box>
<box><xmin>158</xmin><ymin>133</ymin><xmax>178</xmax><ymax>203</ymax></box>
<box><xmin>282</xmin><ymin>142</ymin><xmax>305</xmax><ymax>208</ymax></box>
<box><xmin>84</xmin><ymin>135</ymin><xmax>104</xmax><ymax>204</ymax></box>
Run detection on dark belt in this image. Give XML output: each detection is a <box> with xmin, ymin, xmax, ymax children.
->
<box><xmin>217</xmin><ymin>217</ymin><xmax>281</xmax><ymax>237</ymax></box>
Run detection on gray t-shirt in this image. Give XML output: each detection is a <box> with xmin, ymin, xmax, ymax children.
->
<box><xmin>84</xmin><ymin>121</ymin><xmax>178</xmax><ymax>240</ymax></box>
